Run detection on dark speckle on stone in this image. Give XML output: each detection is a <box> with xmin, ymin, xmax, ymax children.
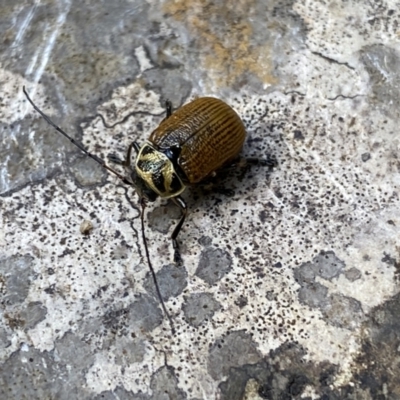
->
<box><xmin>234</xmin><ymin>295</ymin><xmax>248</xmax><ymax>308</ymax></box>
<box><xmin>44</xmin><ymin>284</ymin><xmax>56</xmax><ymax>295</ymax></box>
<box><xmin>273</xmin><ymin>261</ymin><xmax>282</xmax><ymax>268</ymax></box>
<box><xmin>266</xmin><ymin>290</ymin><xmax>275</xmax><ymax>301</ymax></box>
<box><xmin>258</xmin><ymin>209</ymin><xmax>267</xmax><ymax>223</ymax></box>
<box><xmin>102</xmin><ymin>307</ymin><xmax>129</xmax><ymax>333</ymax></box>
<box><xmin>234</xmin><ymin>247</ymin><xmax>242</xmax><ymax>257</ymax></box>
<box><xmin>381</xmin><ymin>252</ymin><xmax>399</xmax><ymax>267</ymax></box>
<box><xmin>294</xmin><ymin>130</ymin><xmax>304</xmax><ymax>140</ymax></box>
<box><xmin>183</xmin><ymin>292</ymin><xmax>221</xmax><ymax>327</ymax></box>
<box><xmin>361</xmin><ymin>152</ymin><xmax>371</xmax><ymax>162</ymax></box>
<box><xmin>195</xmin><ymin>247</ymin><xmax>232</xmax><ymax>285</ymax></box>
<box><xmin>143</xmin><ymin>263</ymin><xmax>188</xmax><ymax>301</ymax></box>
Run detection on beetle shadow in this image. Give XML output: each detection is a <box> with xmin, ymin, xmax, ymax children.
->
<box><xmin>173</xmin><ymin>158</ymin><xmax>275</xmax><ymax>217</ymax></box>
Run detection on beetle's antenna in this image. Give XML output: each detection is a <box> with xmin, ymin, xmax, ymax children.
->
<box><xmin>24</xmin><ymin>86</ymin><xmax>175</xmax><ymax>333</ymax></box>
<box><xmin>23</xmin><ymin>86</ymin><xmax>129</xmax><ymax>183</ymax></box>
<box><xmin>140</xmin><ymin>199</ymin><xmax>175</xmax><ymax>334</ymax></box>
<box><xmin>140</xmin><ymin>198</ymin><xmax>175</xmax><ymax>335</ymax></box>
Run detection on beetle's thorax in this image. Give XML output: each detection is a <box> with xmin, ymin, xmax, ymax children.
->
<box><xmin>135</xmin><ymin>142</ymin><xmax>186</xmax><ymax>199</ymax></box>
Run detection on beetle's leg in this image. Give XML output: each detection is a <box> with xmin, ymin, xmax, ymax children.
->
<box><xmin>108</xmin><ymin>142</ymin><xmax>141</xmax><ymax>167</ymax></box>
<box><xmin>196</xmin><ymin>154</ymin><xmax>277</xmax><ymax>195</ymax></box>
<box><xmin>243</xmin><ymin>155</ymin><xmax>277</xmax><ymax>168</ymax></box>
<box><xmin>228</xmin><ymin>155</ymin><xmax>277</xmax><ymax>181</ymax></box>
<box><xmin>159</xmin><ymin>100</ymin><xmax>173</xmax><ymax>124</ymax></box>
<box><xmin>170</xmin><ymin>196</ymin><xmax>187</xmax><ymax>266</ymax></box>
<box><xmin>165</xmin><ymin>100</ymin><xmax>173</xmax><ymax>118</ymax></box>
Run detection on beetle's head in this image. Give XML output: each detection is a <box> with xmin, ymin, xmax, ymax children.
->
<box><xmin>130</xmin><ymin>168</ymin><xmax>159</xmax><ymax>202</ymax></box>
<box><xmin>134</xmin><ymin>142</ymin><xmax>186</xmax><ymax>200</ymax></box>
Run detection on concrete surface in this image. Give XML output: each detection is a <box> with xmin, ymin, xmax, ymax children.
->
<box><xmin>1</xmin><ymin>0</ymin><xmax>400</xmax><ymax>399</ymax></box>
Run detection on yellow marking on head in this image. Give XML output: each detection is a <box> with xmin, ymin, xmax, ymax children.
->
<box><xmin>136</xmin><ymin>143</ymin><xmax>186</xmax><ymax>198</ymax></box>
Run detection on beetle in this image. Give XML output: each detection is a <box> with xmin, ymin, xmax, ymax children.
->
<box><xmin>108</xmin><ymin>97</ymin><xmax>254</xmax><ymax>264</ymax></box>
<box><xmin>22</xmin><ymin>87</ymin><xmax>276</xmax><ymax>330</ymax></box>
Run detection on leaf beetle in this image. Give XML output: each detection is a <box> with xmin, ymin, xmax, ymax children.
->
<box><xmin>23</xmin><ymin>87</ymin><xmax>276</xmax><ymax>330</ymax></box>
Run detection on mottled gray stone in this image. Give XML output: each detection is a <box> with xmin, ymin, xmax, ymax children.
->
<box><xmin>347</xmin><ymin>292</ymin><xmax>400</xmax><ymax>397</ymax></box>
<box><xmin>294</xmin><ymin>261</ymin><xmax>317</xmax><ymax>284</ymax></box>
<box><xmin>19</xmin><ymin>302</ymin><xmax>47</xmax><ymax>330</ymax></box>
<box><xmin>0</xmin><ymin>345</ymin><xmax>91</xmax><ymax>400</ymax></box>
<box><xmin>208</xmin><ymin>330</ymin><xmax>262</xmax><ymax>380</ymax></box>
<box><xmin>344</xmin><ymin>267</ymin><xmax>362</xmax><ymax>282</ymax></box>
<box><xmin>113</xmin><ymin>336</ymin><xmax>147</xmax><ymax>365</ymax></box>
<box><xmin>110</xmin><ymin>244</ymin><xmax>131</xmax><ymax>261</ymax></box>
<box><xmin>100</xmin><ymin>294</ymin><xmax>164</xmax><ymax>337</ymax></box>
<box><xmin>0</xmin><ymin>254</ymin><xmax>35</xmax><ymax>306</ymax></box>
<box><xmin>127</xmin><ymin>294</ymin><xmax>163</xmax><ymax>333</ymax></box>
<box><xmin>142</xmin><ymin>68</ymin><xmax>192</xmax><ymax>108</ymax></box>
<box><xmin>182</xmin><ymin>292</ymin><xmax>221</xmax><ymax>327</ymax></box>
<box><xmin>94</xmin><ymin>387</ymin><xmax>149</xmax><ymax>400</ymax></box>
<box><xmin>295</xmin><ymin>252</ymin><xmax>349</xmax><ymax>311</ymax></box>
<box><xmin>1</xmin><ymin>0</ymin><xmax>146</xmax><ymax>194</ymax></box>
<box><xmin>298</xmin><ymin>282</ymin><xmax>329</xmax><ymax>309</ymax></box>
<box><xmin>198</xmin><ymin>235</ymin><xmax>212</xmax><ymax>247</ymax></box>
<box><xmin>313</xmin><ymin>251</ymin><xmax>345</xmax><ymax>280</ymax></box>
<box><xmin>0</xmin><ymin>326</ymin><xmax>11</xmax><ymax>348</ymax></box>
<box><xmin>69</xmin><ymin>156</ymin><xmax>106</xmax><ymax>187</ymax></box>
<box><xmin>295</xmin><ymin>251</ymin><xmax>345</xmax><ymax>285</ymax></box>
<box><xmin>218</xmin><ymin>343</ymin><xmax>339</xmax><ymax>400</ymax></box>
<box><xmin>234</xmin><ymin>295</ymin><xmax>248</xmax><ymax>308</ymax></box>
<box><xmin>2</xmin><ymin>0</ymin><xmax>400</xmax><ymax>398</ymax></box>
<box><xmin>360</xmin><ymin>44</ymin><xmax>400</xmax><ymax>116</ymax></box>
<box><xmin>323</xmin><ymin>294</ymin><xmax>365</xmax><ymax>331</ymax></box>
<box><xmin>54</xmin><ymin>331</ymin><xmax>96</xmax><ymax>369</ymax></box>
<box><xmin>144</xmin><ymin>264</ymin><xmax>188</xmax><ymax>301</ymax></box>
<box><xmin>195</xmin><ymin>247</ymin><xmax>232</xmax><ymax>285</ymax></box>
<box><xmin>149</xmin><ymin>366</ymin><xmax>187</xmax><ymax>400</ymax></box>
<box><xmin>147</xmin><ymin>204</ymin><xmax>182</xmax><ymax>235</ymax></box>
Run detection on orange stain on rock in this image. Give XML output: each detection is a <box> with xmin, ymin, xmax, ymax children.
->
<box><xmin>163</xmin><ymin>0</ymin><xmax>277</xmax><ymax>88</ymax></box>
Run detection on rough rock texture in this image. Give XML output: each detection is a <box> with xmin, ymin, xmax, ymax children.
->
<box><xmin>1</xmin><ymin>0</ymin><xmax>400</xmax><ymax>398</ymax></box>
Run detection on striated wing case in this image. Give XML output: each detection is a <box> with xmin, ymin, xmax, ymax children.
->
<box><xmin>149</xmin><ymin>97</ymin><xmax>246</xmax><ymax>184</ymax></box>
